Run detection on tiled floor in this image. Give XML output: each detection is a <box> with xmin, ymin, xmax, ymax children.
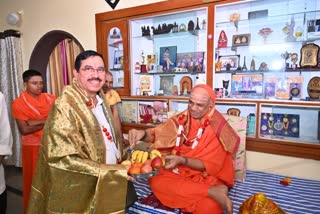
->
<box><xmin>4</xmin><ymin>165</ymin><xmax>23</xmax><ymax>214</ymax></box>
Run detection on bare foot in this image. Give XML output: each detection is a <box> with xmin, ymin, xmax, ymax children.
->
<box><xmin>208</xmin><ymin>185</ymin><xmax>233</xmax><ymax>214</ymax></box>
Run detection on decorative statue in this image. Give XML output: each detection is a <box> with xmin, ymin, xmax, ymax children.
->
<box><xmin>281</xmin><ymin>51</ymin><xmax>291</xmax><ymax>69</ymax></box>
<box><xmin>218</xmin><ymin>30</ymin><xmax>228</xmax><ymax>48</ymax></box>
<box><xmin>290</xmin><ymin>53</ymin><xmax>298</xmax><ymax>69</ymax></box>
<box><xmin>250</xmin><ymin>58</ymin><xmax>256</xmax><ymax>71</ymax></box>
<box><xmin>282</xmin><ymin>15</ymin><xmax>296</xmax><ymax>42</ymax></box>
<box><xmin>229</xmin><ymin>13</ymin><xmax>240</xmax><ymax>31</ymax></box>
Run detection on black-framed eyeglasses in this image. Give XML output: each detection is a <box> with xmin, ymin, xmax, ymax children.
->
<box><xmin>81</xmin><ymin>66</ymin><xmax>106</xmax><ymax>73</ymax></box>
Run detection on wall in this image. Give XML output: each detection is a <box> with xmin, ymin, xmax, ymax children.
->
<box><xmin>0</xmin><ymin>0</ymin><xmax>166</xmax><ymax>71</ymax></box>
<box><xmin>247</xmin><ymin>151</ymin><xmax>320</xmax><ymax>180</ymax></box>
<box><xmin>1</xmin><ymin>0</ymin><xmax>319</xmax><ymax>180</ymax></box>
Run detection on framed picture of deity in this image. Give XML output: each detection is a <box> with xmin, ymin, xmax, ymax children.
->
<box><xmin>232</xmin><ymin>33</ymin><xmax>251</xmax><ymax>47</ymax></box>
<box><xmin>160</xmin><ymin>75</ymin><xmax>174</xmax><ymax>95</ymax></box>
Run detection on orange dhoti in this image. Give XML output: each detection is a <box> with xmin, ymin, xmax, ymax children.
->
<box><xmin>147</xmin><ymin>105</ymin><xmax>239</xmax><ymax>213</ymax></box>
<box><xmin>149</xmin><ymin>170</ymin><xmax>224</xmax><ymax>214</ymax></box>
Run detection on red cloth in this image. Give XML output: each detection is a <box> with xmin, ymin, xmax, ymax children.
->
<box><xmin>149</xmin><ymin>116</ymin><xmax>235</xmax><ymax>213</ymax></box>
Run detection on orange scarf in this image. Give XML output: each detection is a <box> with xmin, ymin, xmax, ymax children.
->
<box><xmin>12</xmin><ymin>91</ymin><xmax>55</xmax><ymax>140</ymax></box>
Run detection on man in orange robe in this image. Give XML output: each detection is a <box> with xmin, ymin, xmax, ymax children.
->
<box><xmin>128</xmin><ymin>84</ymin><xmax>239</xmax><ymax>214</ymax></box>
<box><xmin>12</xmin><ymin>69</ymin><xmax>55</xmax><ymax>213</ymax></box>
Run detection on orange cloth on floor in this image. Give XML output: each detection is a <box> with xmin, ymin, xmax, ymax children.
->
<box><xmin>12</xmin><ymin>90</ymin><xmax>55</xmax><ymax>213</ymax></box>
<box><xmin>22</xmin><ymin>144</ymin><xmax>40</xmax><ymax>214</ymax></box>
<box><xmin>149</xmin><ymin>115</ymin><xmax>235</xmax><ymax>213</ymax></box>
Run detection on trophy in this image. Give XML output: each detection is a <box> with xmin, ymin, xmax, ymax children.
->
<box><xmin>140</xmin><ymin>50</ymin><xmax>147</xmax><ymax>73</ymax></box>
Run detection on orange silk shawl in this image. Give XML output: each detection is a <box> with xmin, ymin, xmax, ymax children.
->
<box><xmin>12</xmin><ymin>91</ymin><xmax>55</xmax><ymax>145</ymax></box>
<box><xmin>153</xmin><ymin>108</ymin><xmax>240</xmax><ymax>154</ymax></box>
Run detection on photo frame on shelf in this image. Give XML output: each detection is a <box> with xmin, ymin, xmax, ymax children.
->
<box><xmin>113</xmin><ymin>50</ymin><xmax>123</xmax><ymax>69</ymax></box>
<box><xmin>139</xmin><ymin>75</ymin><xmax>152</xmax><ymax>94</ymax></box>
<box><xmin>176</xmin><ymin>52</ymin><xmax>205</xmax><ymax>72</ymax></box>
<box><xmin>147</xmin><ymin>54</ymin><xmax>156</xmax><ymax>71</ymax></box>
<box><xmin>232</xmin><ymin>34</ymin><xmax>251</xmax><ymax>47</ymax></box>
<box><xmin>218</xmin><ymin>55</ymin><xmax>240</xmax><ymax>71</ymax></box>
<box><xmin>159</xmin><ymin>46</ymin><xmax>177</xmax><ymax>71</ymax></box>
<box><xmin>160</xmin><ymin>75</ymin><xmax>174</xmax><ymax>95</ymax></box>
<box><xmin>231</xmin><ymin>73</ymin><xmax>263</xmax><ymax>96</ymax></box>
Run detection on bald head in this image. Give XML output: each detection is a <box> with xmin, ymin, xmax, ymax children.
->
<box><xmin>188</xmin><ymin>86</ymin><xmax>214</xmax><ymax>120</ymax></box>
<box><xmin>190</xmin><ymin>87</ymin><xmax>211</xmax><ymax>104</ymax></box>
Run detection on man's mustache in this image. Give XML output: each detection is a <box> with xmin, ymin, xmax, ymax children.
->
<box><xmin>88</xmin><ymin>78</ymin><xmax>102</xmax><ymax>82</ymax></box>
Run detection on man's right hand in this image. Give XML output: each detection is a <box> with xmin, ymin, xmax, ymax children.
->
<box><xmin>128</xmin><ymin>129</ymin><xmax>146</xmax><ymax>149</ymax></box>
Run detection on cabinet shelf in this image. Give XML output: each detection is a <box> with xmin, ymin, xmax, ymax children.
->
<box><xmin>133</xmin><ymin>29</ymin><xmax>206</xmax><ymax>40</ymax></box>
<box><xmin>216</xmin><ymin>38</ymin><xmax>320</xmax><ymax>50</ymax></box>
<box><xmin>215</xmin><ymin>10</ymin><xmax>320</xmax><ymax>28</ymax></box>
<box><xmin>215</xmin><ymin>68</ymin><xmax>320</xmax><ymax>74</ymax></box>
<box><xmin>108</xmin><ymin>40</ymin><xmax>123</xmax><ymax>48</ymax></box>
<box><xmin>133</xmin><ymin>71</ymin><xmax>205</xmax><ymax>75</ymax></box>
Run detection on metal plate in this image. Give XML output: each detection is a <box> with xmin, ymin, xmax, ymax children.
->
<box><xmin>131</xmin><ymin>170</ymin><xmax>158</xmax><ymax>179</ymax></box>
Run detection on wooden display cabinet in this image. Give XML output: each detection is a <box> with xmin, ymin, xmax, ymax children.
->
<box><xmin>96</xmin><ymin>0</ymin><xmax>320</xmax><ymax>160</ymax></box>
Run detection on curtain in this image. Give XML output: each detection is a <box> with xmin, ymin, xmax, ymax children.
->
<box><xmin>0</xmin><ymin>29</ymin><xmax>23</xmax><ymax>167</ymax></box>
<box><xmin>48</xmin><ymin>39</ymin><xmax>82</xmax><ymax>96</ymax></box>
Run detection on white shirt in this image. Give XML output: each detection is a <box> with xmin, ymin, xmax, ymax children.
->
<box><xmin>91</xmin><ymin>95</ymin><xmax>120</xmax><ymax>164</ymax></box>
<box><xmin>0</xmin><ymin>92</ymin><xmax>13</xmax><ymax>194</ymax></box>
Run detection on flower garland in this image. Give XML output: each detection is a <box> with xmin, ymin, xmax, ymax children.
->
<box><xmin>173</xmin><ymin>113</ymin><xmax>210</xmax><ymax>153</ymax></box>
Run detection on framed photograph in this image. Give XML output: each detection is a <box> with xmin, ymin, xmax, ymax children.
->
<box><xmin>147</xmin><ymin>54</ymin><xmax>156</xmax><ymax>71</ymax></box>
<box><xmin>218</xmin><ymin>55</ymin><xmax>240</xmax><ymax>71</ymax></box>
<box><xmin>159</xmin><ymin>46</ymin><xmax>177</xmax><ymax>71</ymax></box>
<box><xmin>300</xmin><ymin>43</ymin><xmax>319</xmax><ymax>67</ymax></box>
<box><xmin>139</xmin><ymin>75</ymin><xmax>152</xmax><ymax>93</ymax></box>
<box><xmin>176</xmin><ymin>52</ymin><xmax>205</xmax><ymax>72</ymax></box>
<box><xmin>231</xmin><ymin>73</ymin><xmax>263</xmax><ymax>95</ymax></box>
<box><xmin>113</xmin><ymin>50</ymin><xmax>123</xmax><ymax>69</ymax></box>
<box><xmin>232</xmin><ymin>34</ymin><xmax>251</xmax><ymax>47</ymax></box>
<box><xmin>160</xmin><ymin>75</ymin><xmax>174</xmax><ymax>95</ymax></box>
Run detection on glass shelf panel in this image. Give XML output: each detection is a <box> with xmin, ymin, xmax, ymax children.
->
<box><xmin>259</xmin><ymin>104</ymin><xmax>320</xmax><ymax>144</ymax></box>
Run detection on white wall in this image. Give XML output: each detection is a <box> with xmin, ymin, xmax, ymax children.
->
<box><xmin>0</xmin><ymin>0</ymin><xmax>166</xmax><ymax>70</ymax></box>
<box><xmin>247</xmin><ymin>151</ymin><xmax>320</xmax><ymax>180</ymax></box>
<box><xmin>1</xmin><ymin>0</ymin><xmax>319</xmax><ymax>180</ymax></box>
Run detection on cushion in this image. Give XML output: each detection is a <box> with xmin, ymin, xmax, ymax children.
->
<box><xmin>239</xmin><ymin>193</ymin><xmax>285</xmax><ymax>213</ymax></box>
<box><xmin>223</xmin><ymin>114</ymin><xmax>247</xmax><ymax>182</ymax></box>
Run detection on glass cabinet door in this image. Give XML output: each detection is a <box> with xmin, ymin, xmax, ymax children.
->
<box><xmin>213</xmin><ymin>0</ymin><xmax>320</xmax><ymax>101</ymax></box>
<box><xmin>129</xmin><ymin>8</ymin><xmax>208</xmax><ymax>96</ymax></box>
<box><xmin>259</xmin><ymin>104</ymin><xmax>320</xmax><ymax>144</ymax></box>
<box><xmin>102</xmin><ymin>20</ymin><xmax>129</xmax><ymax>95</ymax></box>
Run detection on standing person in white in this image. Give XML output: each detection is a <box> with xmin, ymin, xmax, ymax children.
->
<box><xmin>0</xmin><ymin>92</ymin><xmax>13</xmax><ymax>214</ymax></box>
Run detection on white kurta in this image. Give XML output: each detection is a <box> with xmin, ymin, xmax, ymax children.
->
<box><xmin>91</xmin><ymin>95</ymin><xmax>120</xmax><ymax>164</ymax></box>
<box><xmin>0</xmin><ymin>92</ymin><xmax>13</xmax><ymax>194</ymax></box>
